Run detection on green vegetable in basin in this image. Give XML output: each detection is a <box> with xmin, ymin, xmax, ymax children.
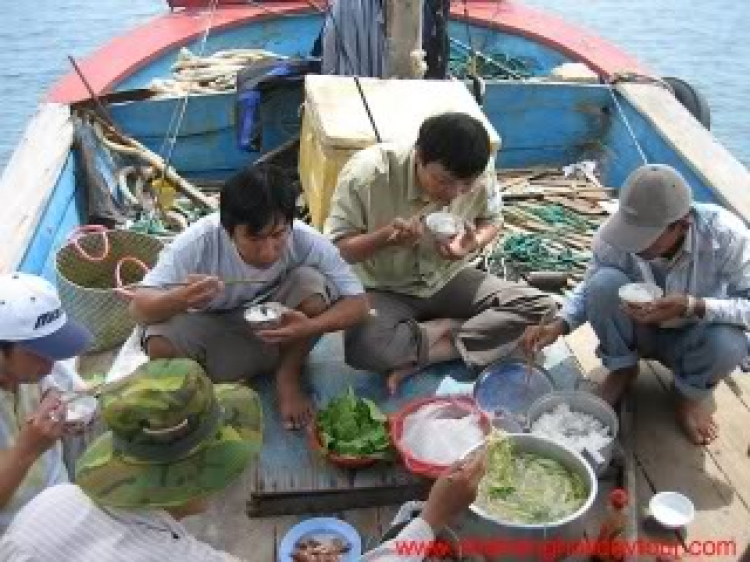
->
<box><xmin>317</xmin><ymin>387</ymin><xmax>391</xmax><ymax>457</ymax></box>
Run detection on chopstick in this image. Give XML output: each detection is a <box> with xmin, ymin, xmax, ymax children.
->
<box><xmin>526</xmin><ymin>310</ymin><xmax>555</xmax><ymax>385</ymax></box>
<box><xmin>130</xmin><ymin>278</ymin><xmax>269</xmax><ymax>290</ymax></box>
<box><xmin>386</xmin><ymin>202</ymin><xmax>439</xmax><ymax>242</ymax></box>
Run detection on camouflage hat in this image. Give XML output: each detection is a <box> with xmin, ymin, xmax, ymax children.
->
<box><xmin>75</xmin><ymin>359</ymin><xmax>263</xmax><ymax>508</ymax></box>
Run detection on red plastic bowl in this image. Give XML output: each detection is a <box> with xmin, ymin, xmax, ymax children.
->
<box><xmin>309</xmin><ymin>421</ymin><xmax>385</xmax><ymax>469</ymax></box>
<box><xmin>389</xmin><ymin>395</ymin><xmax>491</xmax><ymax>479</ymax></box>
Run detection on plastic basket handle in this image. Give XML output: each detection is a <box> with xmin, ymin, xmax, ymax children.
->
<box><xmin>113</xmin><ymin>256</ymin><xmax>150</xmax><ymax>299</ymax></box>
<box><xmin>67</xmin><ymin>225</ymin><xmax>110</xmax><ymax>263</ymax></box>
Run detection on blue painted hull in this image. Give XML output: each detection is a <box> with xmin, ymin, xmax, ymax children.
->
<box><xmin>16</xmin><ymin>13</ymin><xmax>738</xmax><ymax>279</ymax></box>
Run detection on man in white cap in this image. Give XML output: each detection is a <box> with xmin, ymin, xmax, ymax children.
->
<box><xmin>0</xmin><ymin>272</ymin><xmax>92</xmax><ymax>529</ymax></box>
<box><xmin>521</xmin><ymin>164</ymin><xmax>750</xmax><ymax>445</ymax></box>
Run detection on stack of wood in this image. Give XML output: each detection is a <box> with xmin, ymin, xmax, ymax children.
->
<box><xmin>485</xmin><ymin>166</ymin><xmax>617</xmax><ymax>288</ymax></box>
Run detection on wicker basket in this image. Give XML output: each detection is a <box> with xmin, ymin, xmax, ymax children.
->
<box><xmin>55</xmin><ymin>226</ymin><xmax>164</xmax><ymax>352</ymax></box>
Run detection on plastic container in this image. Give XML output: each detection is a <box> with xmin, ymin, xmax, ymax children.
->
<box><xmin>389</xmin><ymin>395</ymin><xmax>491</xmax><ymax>479</ymax></box>
<box><xmin>473</xmin><ymin>358</ymin><xmax>555</xmax><ymax>425</ymax></box>
<box><xmin>527</xmin><ymin>390</ymin><xmax>618</xmax><ymax>476</ymax></box>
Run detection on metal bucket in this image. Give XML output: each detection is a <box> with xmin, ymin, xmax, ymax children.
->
<box><xmin>469</xmin><ymin>434</ymin><xmax>597</xmax><ymax>561</ymax></box>
<box><xmin>527</xmin><ymin>390</ymin><xmax>619</xmax><ymax>476</ymax></box>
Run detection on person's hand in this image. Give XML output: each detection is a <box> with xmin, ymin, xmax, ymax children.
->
<box><xmin>520</xmin><ymin>318</ymin><xmax>567</xmax><ymax>357</ymax></box>
<box><xmin>15</xmin><ymin>394</ymin><xmax>66</xmax><ymax>462</ymax></box>
<box><xmin>435</xmin><ymin>221</ymin><xmax>479</xmax><ymax>261</ymax></box>
<box><xmin>421</xmin><ymin>450</ymin><xmax>487</xmax><ymax>530</ymax></box>
<box><xmin>623</xmin><ymin>294</ymin><xmax>687</xmax><ymax>324</ymax></box>
<box><xmin>174</xmin><ymin>274</ymin><xmax>223</xmax><ymax>310</ymax></box>
<box><xmin>255</xmin><ymin>308</ymin><xmax>316</xmax><ymax>345</ymax></box>
<box><xmin>387</xmin><ymin>216</ymin><xmax>424</xmax><ymax>247</ymax></box>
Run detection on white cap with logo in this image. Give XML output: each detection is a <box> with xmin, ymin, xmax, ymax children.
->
<box><xmin>0</xmin><ymin>273</ymin><xmax>92</xmax><ymax>360</ymax></box>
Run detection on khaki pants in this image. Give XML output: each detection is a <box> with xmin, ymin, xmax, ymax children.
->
<box><xmin>344</xmin><ymin>267</ymin><xmax>555</xmax><ymax>372</ymax></box>
<box><xmin>143</xmin><ymin>267</ymin><xmax>336</xmax><ymax>382</ymax></box>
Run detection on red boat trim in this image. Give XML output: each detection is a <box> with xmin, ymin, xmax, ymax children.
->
<box><xmin>47</xmin><ymin>0</ymin><xmax>650</xmax><ymax>104</ymax></box>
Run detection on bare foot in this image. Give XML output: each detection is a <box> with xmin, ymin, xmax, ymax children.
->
<box><xmin>277</xmin><ymin>376</ymin><xmax>314</xmax><ymax>430</ymax></box>
<box><xmin>387</xmin><ymin>364</ymin><xmax>419</xmax><ymax>396</ymax></box>
<box><xmin>595</xmin><ymin>366</ymin><xmax>639</xmax><ymax>405</ymax></box>
<box><xmin>676</xmin><ymin>396</ymin><xmax>718</xmax><ymax>445</ymax></box>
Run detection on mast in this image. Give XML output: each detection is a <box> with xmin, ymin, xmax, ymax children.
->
<box><xmin>384</xmin><ymin>0</ymin><xmax>426</xmax><ymax>78</ymax></box>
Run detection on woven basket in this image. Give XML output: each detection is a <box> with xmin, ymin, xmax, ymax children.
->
<box><xmin>55</xmin><ymin>226</ymin><xmax>164</xmax><ymax>352</ymax></box>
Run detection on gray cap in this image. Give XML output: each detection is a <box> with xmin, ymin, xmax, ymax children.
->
<box><xmin>598</xmin><ymin>164</ymin><xmax>692</xmax><ymax>253</ymax></box>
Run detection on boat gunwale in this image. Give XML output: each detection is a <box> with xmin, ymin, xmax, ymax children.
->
<box><xmin>47</xmin><ymin>0</ymin><xmax>650</xmax><ymax>104</ymax></box>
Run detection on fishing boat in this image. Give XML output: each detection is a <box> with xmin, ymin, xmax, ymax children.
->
<box><xmin>2</xmin><ymin>0</ymin><xmax>748</xmax><ymax>559</ymax></box>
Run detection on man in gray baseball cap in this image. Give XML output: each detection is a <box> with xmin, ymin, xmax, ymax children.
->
<box><xmin>520</xmin><ymin>164</ymin><xmax>750</xmax><ymax>445</ymax></box>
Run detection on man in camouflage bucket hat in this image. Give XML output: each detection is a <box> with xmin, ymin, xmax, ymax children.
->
<box><xmin>0</xmin><ymin>359</ymin><xmax>262</xmax><ymax>561</ymax></box>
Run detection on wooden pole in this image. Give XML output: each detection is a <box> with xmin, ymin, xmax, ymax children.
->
<box><xmin>384</xmin><ymin>0</ymin><xmax>425</xmax><ymax>78</ymax></box>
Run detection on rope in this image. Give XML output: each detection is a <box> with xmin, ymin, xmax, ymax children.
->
<box><xmin>159</xmin><ymin>0</ymin><xmax>221</xmax><ymax>181</ymax></box>
<box><xmin>604</xmin><ymin>81</ymin><xmax>649</xmax><ymax>165</ymax></box>
<box><xmin>487</xmin><ymin>232</ymin><xmax>590</xmax><ymax>273</ymax></box>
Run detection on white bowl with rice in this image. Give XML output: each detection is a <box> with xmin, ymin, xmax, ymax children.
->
<box><xmin>618</xmin><ymin>282</ymin><xmax>663</xmax><ymax>307</ymax></box>
<box><xmin>425</xmin><ymin>212</ymin><xmax>462</xmax><ymax>242</ymax></box>
<box><xmin>61</xmin><ymin>394</ymin><xmax>99</xmax><ymax>425</ymax></box>
<box><xmin>244</xmin><ymin>302</ymin><xmax>284</xmax><ymax>330</ymax></box>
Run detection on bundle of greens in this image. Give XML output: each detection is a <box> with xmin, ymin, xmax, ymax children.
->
<box><xmin>316</xmin><ymin>388</ymin><xmax>391</xmax><ymax>457</ymax></box>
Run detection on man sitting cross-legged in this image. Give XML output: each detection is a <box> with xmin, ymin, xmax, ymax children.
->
<box><xmin>324</xmin><ymin>112</ymin><xmax>554</xmax><ymax>393</ymax></box>
<box><xmin>130</xmin><ymin>164</ymin><xmax>368</xmax><ymax>429</ymax></box>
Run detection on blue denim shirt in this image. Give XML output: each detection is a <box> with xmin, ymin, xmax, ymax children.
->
<box><xmin>560</xmin><ymin>204</ymin><xmax>750</xmax><ymax>331</ymax></box>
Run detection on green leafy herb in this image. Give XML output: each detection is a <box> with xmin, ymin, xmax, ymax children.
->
<box><xmin>317</xmin><ymin>388</ymin><xmax>391</xmax><ymax>457</ymax></box>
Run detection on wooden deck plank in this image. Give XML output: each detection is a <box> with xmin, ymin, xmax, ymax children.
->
<box><xmin>648</xmin><ymin>362</ymin><xmax>750</xmax><ymax>516</ymax></box>
<box><xmin>631</xmin><ymin>362</ymin><xmax>750</xmax><ymax>558</ymax></box>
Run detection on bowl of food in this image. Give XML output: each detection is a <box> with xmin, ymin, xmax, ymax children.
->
<box><xmin>470</xmin><ymin>432</ymin><xmax>596</xmax><ymax>538</ymax></box>
<box><xmin>425</xmin><ymin>212</ymin><xmax>462</xmax><ymax>242</ymax></box>
<box><xmin>390</xmin><ymin>395</ymin><xmax>491</xmax><ymax>479</ymax></box>
<box><xmin>311</xmin><ymin>388</ymin><xmax>392</xmax><ymax>468</ymax></box>
<box><xmin>527</xmin><ymin>390</ymin><xmax>618</xmax><ymax>476</ymax></box>
<box><xmin>279</xmin><ymin>517</ymin><xmax>361</xmax><ymax>562</ymax></box>
<box><xmin>649</xmin><ymin>491</ymin><xmax>695</xmax><ymax>529</ymax></box>
<box><xmin>61</xmin><ymin>393</ymin><xmax>99</xmax><ymax>425</ymax></box>
<box><xmin>618</xmin><ymin>282</ymin><xmax>663</xmax><ymax>307</ymax></box>
<box><xmin>244</xmin><ymin>302</ymin><xmax>284</xmax><ymax>330</ymax></box>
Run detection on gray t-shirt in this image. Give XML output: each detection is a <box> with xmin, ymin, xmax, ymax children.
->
<box><xmin>142</xmin><ymin>214</ymin><xmax>364</xmax><ymax>310</ymax></box>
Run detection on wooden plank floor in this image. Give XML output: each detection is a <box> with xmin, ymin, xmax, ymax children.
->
<box><xmin>564</xmin><ymin>325</ymin><xmax>750</xmax><ymax>562</ymax></box>
<box><xmin>75</xmin><ymin>323</ymin><xmax>750</xmax><ymax>561</ymax></box>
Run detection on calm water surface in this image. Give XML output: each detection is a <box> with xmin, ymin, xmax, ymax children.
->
<box><xmin>0</xmin><ymin>1</ymin><xmax>747</xmax><ymax>169</ymax></box>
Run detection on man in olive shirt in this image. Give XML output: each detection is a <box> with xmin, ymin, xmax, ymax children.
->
<box><xmin>325</xmin><ymin>112</ymin><xmax>554</xmax><ymax>392</ymax></box>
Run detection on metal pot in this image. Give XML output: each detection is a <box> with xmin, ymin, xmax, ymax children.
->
<box><xmin>466</xmin><ymin>434</ymin><xmax>597</xmax><ymax>561</ymax></box>
<box><xmin>526</xmin><ymin>390</ymin><xmax>618</xmax><ymax>476</ymax></box>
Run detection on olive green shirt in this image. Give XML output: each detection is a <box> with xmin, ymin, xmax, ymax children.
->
<box><xmin>324</xmin><ymin>143</ymin><xmax>502</xmax><ymax>297</ymax></box>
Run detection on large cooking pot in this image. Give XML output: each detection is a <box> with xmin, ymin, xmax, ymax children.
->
<box><xmin>467</xmin><ymin>434</ymin><xmax>597</xmax><ymax>561</ymax></box>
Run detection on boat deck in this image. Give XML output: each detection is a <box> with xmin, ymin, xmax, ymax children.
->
<box><xmin>77</xmin><ymin>324</ymin><xmax>750</xmax><ymax>561</ymax></box>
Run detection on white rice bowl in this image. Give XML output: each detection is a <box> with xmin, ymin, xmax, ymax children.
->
<box><xmin>618</xmin><ymin>282</ymin><xmax>663</xmax><ymax>306</ymax></box>
<box><xmin>425</xmin><ymin>212</ymin><xmax>460</xmax><ymax>241</ymax></box>
<box><xmin>244</xmin><ymin>303</ymin><xmax>283</xmax><ymax>329</ymax></box>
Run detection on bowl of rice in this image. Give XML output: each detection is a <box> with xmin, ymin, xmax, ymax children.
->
<box><xmin>425</xmin><ymin>212</ymin><xmax>462</xmax><ymax>242</ymax></box>
<box><xmin>244</xmin><ymin>302</ymin><xmax>284</xmax><ymax>330</ymax></box>
<box><xmin>618</xmin><ymin>282</ymin><xmax>663</xmax><ymax>307</ymax></box>
<box><xmin>527</xmin><ymin>390</ymin><xmax>618</xmax><ymax>476</ymax></box>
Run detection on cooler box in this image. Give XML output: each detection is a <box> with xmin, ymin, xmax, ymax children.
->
<box><xmin>299</xmin><ymin>75</ymin><xmax>501</xmax><ymax>229</ymax></box>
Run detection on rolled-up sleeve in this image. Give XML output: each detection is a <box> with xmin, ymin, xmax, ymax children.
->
<box><xmin>297</xmin><ymin>223</ymin><xmax>364</xmax><ymax>296</ymax></box>
<box><xmin>324</xmin><ymin>153</ymin><xmax>370</xmax><ymax>242</ymax></box>
<box><xmin>702</xmin><ymin>218</ymin><xmax>750</xmax><ymax>328</ymax></box>
<box><xmin>475</xmin><ymin>158</ymin><xmax>503</xmax><ymax>226</ymax></box>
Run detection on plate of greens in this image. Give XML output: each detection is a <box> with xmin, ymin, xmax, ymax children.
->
<box><xmin>312</xmin><ymin>388</ymin><xmax>392</xmax><ymax>468</ymax></box>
